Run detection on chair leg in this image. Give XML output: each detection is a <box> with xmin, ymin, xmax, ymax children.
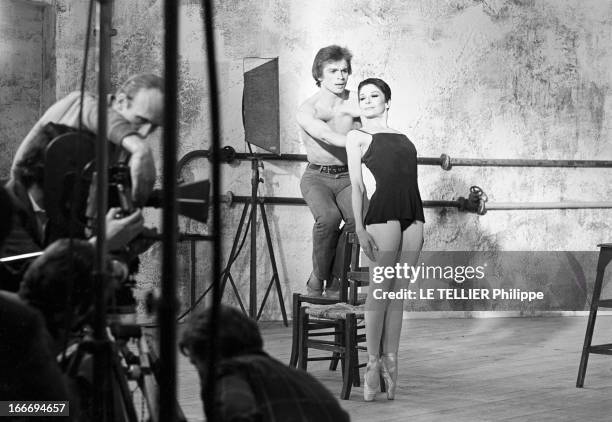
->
<box><xmin>329</xmin><ymin>324</ymin><xmax>342</xmax><ymax>371</ymax></box>
<box><xmin>379</xmin><ymin>338</ymin><xmax>386</xmax><ymax>393</ymax></box>
<box><xmin>353</xmin><ymin>329</ymin><xmax>361</xmax><ymax>387</ymax></box>
<box><xmin>298</xmin><ymin>307</ymin><xmax>309</xmax><ymax>370</ymax></box>
<box><xmin>289</xmin><ymin>294</ymin><xmax>300</xmax><ymax>367</ymax></box>
<box><xmin>341</xmin><ymin>313</ymin><xmax>357</xmax><ymax>400</ymax></box>
<box><xmin>577</xmin><ymin>247</ymin><xmax>612</xmax><ymax>387</ymax></box>
<box><xmin>329</xmin><ymin>327</ymin><xmax>341</xmax><ymax>371</ymax></box>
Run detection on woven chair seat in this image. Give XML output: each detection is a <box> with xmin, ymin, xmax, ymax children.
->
<box><xmin>305</xmin><ymin>302</ymin><xmax>364</xmax><ymax>319</ymax></box>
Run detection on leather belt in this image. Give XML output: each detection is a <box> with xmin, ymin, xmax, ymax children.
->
<box><xmin>308</xmin><ymin>163</ymin><xmax>349</xmax><ymax>174</ymax></box>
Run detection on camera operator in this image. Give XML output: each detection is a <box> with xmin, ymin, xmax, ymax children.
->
<box><xmin>17</xmin><ymin>239</ymin><xmax>109</xmax><ymax>353</ymax></box>
<box><xmin>1</xmin><ymin>74</ymin><xmax>164</xmax><ymax>290</ymax></box>
<box><xmin>0</xmin><ymin>187</ymin><xmax>72</xmax><ymax>420</ymax></box>
<box><xmin>11</xmin><ymin>73</ymin><xmax>163</xmax><ymax>206</ymax></box>
<box><xmin>16</xmin><ymin>238</ymin><xmax>121</xmax><ymax>421</ymax></box>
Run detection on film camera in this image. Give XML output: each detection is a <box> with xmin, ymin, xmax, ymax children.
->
<box><xmin>42</xmin><ymin>125</ymin><xmax>209</xmax><ymax>314</ymax></box>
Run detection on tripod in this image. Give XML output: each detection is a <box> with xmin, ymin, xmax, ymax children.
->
<box><xmin>62</xmin><ymin>320</ymin><xmax>186</xmax><ymax>422</ymax></box>
<box><xmin>220</xmin><ymin>157</ymin><xmax>288</xmax><ymax>326</ymax></box>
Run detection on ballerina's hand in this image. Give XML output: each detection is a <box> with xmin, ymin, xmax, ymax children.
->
<box><xmin>357</xmin><ymin>229</ymin><xmax>378</xmax><ymax>261</ymax></box>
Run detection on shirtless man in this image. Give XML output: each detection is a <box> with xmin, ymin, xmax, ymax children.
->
<box><xmin>297</xmin><ymin>45</ymin><xmax>362</xmax><ymax>296</ymax></box>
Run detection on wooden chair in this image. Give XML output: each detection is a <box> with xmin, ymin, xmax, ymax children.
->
<box><xmin>576</xmin><ymin>244</ymin><xmax>612</xmax><ymax>387</ymax></box>
<box><xmin>289</xmin><ymin>232</ymin><xmax>356</xmax><ymax>369</ymax></box>
<box><xmin>290</xmin><ymin>233</ymin><xmax>375</xmax><ymax>399</ymax></box>
<box><xmin>290</xmin><ymin>260</ymin><xmax>344</xmax><ymax>369</ymax></box>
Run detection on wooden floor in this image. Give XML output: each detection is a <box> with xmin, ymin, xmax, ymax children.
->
<box><xmin>175</xmin><ymin>316</ymin><xmax>612</xmax><ymax>422</ymax></box>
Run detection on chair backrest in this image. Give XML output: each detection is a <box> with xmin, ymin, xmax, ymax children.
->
<box><xmin>342</xmin><ymin>233</ymin><xmax>369</xmax><ymax>305</ymax></box>
<box><xmin>337</xmin><ymin>234</ymin><xmax>353</xmax><ymax>303</ymax></box>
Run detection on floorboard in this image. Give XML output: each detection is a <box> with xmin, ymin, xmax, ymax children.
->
<box><xmin>167</xmin><ymin>315</ymin><xmax>612</xmax><ymax>421</ymax></box>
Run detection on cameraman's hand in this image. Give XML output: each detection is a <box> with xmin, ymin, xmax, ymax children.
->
<box><xmin>129</xmin><ymin>226</ymin><xmax>159</xmax><ymax>255</ymax></box>
<box><xmin>106</xmin><ymin>208</ymin><xmax>144</xmax><ymax>251</ymax></box>
<box><xmin>121</xmin><ymin>135</ymin><xmax>156</xmax><ymax>206</ymax></box>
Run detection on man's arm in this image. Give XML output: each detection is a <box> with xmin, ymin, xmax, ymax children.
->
<box><xmin>119</xmin><ymin>135</ymin><xmax>156</xmax><ymax>205</ymax></box>
<box><xmin>296</xmin><ymin>103</ymin><xmax>347</xmax><ymax>147</ymax></box>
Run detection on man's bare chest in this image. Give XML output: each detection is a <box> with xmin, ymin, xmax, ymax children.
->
<box><xmin>315</xmin><ymin>106</ymin><xmax>356</xmax><ymax>131</ymax></box>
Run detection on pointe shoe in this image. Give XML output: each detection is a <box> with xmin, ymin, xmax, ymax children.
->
<box><xmin>363</xmin><ymin>356</ymin><xmax>380</xmax><ymax>402</ymax></box>
<box><xmin>381</xmin><ymin>353</ymin><xmax>398</xmax><ymax>400</ymax></box>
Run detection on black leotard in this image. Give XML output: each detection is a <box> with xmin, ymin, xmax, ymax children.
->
<box><xmin>361</xmin><ymin>132</ymin><xmax>425</xmax><ymax>231</ymax></box>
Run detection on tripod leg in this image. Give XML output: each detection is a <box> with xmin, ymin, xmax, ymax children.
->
<box><xmin>220</xmin><ymin>201</ymin><xmax>251</xmax><ymax>313</ymax></box>
<box><xmin>111</xmin><ymin>343</ymin><xmax>139</xmax><ymax>422</ymax></box>
<box><xmin>258</xmin><ymin>201</ymin><xmax>288</xmax><ymax>326</ymax></box>
<box><xmin>141</xmin><ymin>336</ymin><xmax>187</xmax><ymax>422</ymax></box>
<box><xmin>220</xmin><ymin>201</ymin><xmax>250</xmax><ymax>296</ymax></box>
<box><xmin>249</xmin><ymin>195</ymin><xmax>258</xmax><ymax>319</ymax></box>
<box><xmin>227</xmin><ymin>273</ymin><xmax>248</xmax><ymax>314</ymax></box>
<box><xmin>136</xmin><ymin>335</ymin><xmax>159</xmax><ymax>422</ymax></box>
<box><xmin>257</xmin><ymin>275</ymin><xmax>277</xmax><ymax>321</ymax></box>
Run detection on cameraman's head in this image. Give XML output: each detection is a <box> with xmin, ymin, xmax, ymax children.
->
<box><xmin>111</xmin><ymin>73</ymin><xmax>164</xmax><ymax>137</ymax></box>
<box><xmin>17</xmin><ymin>239</ymin><xmax>109</xmax><ymax>345</ymax></box>
<box><xmin>179</xmin><ymin>305</ymin><xmax>263</xmax><ymax>376</ymax></box>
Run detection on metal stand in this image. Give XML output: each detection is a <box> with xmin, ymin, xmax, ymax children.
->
<box><xmin>92</xmin><ymin>1</ymin><xmax>112</xmax><ymax>419</ymax></box>
<box><xmin>220</xmin><ymin>157</ymin><xmax>288</xmax><ymax>326</ymax></box>
<box><xmin>159</xmin><ymin>0</ymin><xmax>179</xmax><ymax>421</ymax></box>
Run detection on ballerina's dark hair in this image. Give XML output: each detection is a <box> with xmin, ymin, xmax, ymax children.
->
<box><xmin>358</xmin><ymin>78</ymin><xmax>392</xmax><ymax>101</ymax></box>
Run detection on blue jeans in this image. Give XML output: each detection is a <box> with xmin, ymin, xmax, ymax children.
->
<box><xmin>300</xmin><ymin>167</ymin><xmax>355</xmax><ymax>286</ymax></box>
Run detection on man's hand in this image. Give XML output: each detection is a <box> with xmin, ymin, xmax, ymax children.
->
<box><xmin>106</xmin><ymin>208</ymin><xmax>144</xmax><ymax>251</ymax></box>
<box><xmin>121</xmin><ymin>135</ymin><xmax>156</xmax><ymax>206</ymax></box>
<box><xmin>128</xmin><ymin>146</ymin><xmax>156</xmax><ymax>206</ymax></box>
<box><xmin>128</xmin><ymin>226</ymin><xmax>158</xmax><ymax>255</ymax></box>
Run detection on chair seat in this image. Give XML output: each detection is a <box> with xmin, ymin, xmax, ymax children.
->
<box><xmin>305</xmin><ymin>302</ymin><xmax>364</xmax><ymax>319</ymax></box>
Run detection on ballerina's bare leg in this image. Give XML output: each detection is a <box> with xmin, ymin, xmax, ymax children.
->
<box><xmin>381</xmin><ymin>220</ymin><xmax>424</xmax><ymax>354</ymax></box>
<box><xmin>364</xmin><ymin>220</ymin><xmax>402</xmax><ymax>355</ymax></box>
